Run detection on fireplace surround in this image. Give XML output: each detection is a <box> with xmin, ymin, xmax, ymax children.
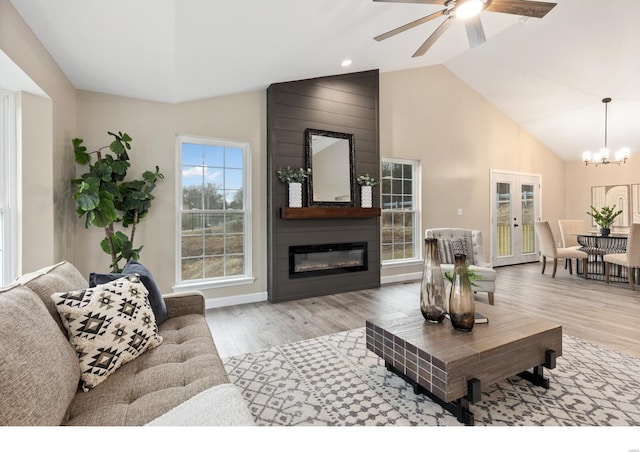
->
<box><xmin>267</xmin><ymin>69</ymin><xmax>380</xmax><ymax>302</ymax></box>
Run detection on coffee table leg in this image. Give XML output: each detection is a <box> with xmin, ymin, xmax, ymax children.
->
<box><xmin>456</xmin><ymin>397</ymin><xmax>474</xmax><ymax>426</ymax></box>
<box><xmin>455</xmin><ymin>378</ymin><xmax>480</xmax><ymax>425</ymax></box>
<box><xmin>517</xmin><ymin>349</ymin><xmax>556</xmax><ymax>389</ymax></box>
<box><xmin>384</xmin><ymin>360</ymin><xmax>479</xmax><ymax>426</ymax></box>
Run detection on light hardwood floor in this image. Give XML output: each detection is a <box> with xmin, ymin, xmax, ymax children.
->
<box><xmin>206</xmin><ymin>262</ymin><xmax>640</xmax><ymax>360</ymax></box>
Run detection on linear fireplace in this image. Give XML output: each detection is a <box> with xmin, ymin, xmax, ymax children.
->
<box><xmin>289</xmin><ymin>242</ymin><xmax>368</xmax><ymax>278</ymax></box>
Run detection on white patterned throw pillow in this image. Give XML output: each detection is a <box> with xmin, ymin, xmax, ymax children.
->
<box><xmin>51</xmin><ymin>274</ymin><xmax>163</xmax><ymax>391</ymax></box>
<box><xmin>437</xmin><ymin>237</ymin><xmax>473</xmax><ymax>265</ymax></box>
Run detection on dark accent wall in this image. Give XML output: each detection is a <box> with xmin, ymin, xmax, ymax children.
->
<box><xmin>267</xmin><ymin>69</ymin><xmax>381</xmax><ymax>302</ymax></box>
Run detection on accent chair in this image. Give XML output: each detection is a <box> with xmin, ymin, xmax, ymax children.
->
<box><xmin>424</xmin><ymin>228</ymin><xmax>496</xmax><ymax>305</ymax></box>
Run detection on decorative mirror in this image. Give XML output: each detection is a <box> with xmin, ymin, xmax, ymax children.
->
<box><xmin>305</xmin><ymin>128</ymin><xmax>356</xmax><ymax>207</ymax></box>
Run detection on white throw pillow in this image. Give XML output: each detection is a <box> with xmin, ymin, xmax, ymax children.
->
<box><xmin>51</xmin><ymin>274</ymin><xmax>163</xmax><ymax>391</ymax></box>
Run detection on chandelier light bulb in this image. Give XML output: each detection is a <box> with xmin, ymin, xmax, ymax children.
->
<box><xmin>456</xmin><ymin>0</ymin><xmax>484</xmax><ymax>19</ymax></box>
<box><xmin>599</xmin><ymin>147</ymin><xmax>609</xmax><ymax>160</ymax></box>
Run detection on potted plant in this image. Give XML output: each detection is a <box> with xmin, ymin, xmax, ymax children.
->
<box><xmin>356</xmin><ymin>173</ymin><xmax>378</xmax><ymax>208</ymax></box>
<box><xmin>277</xmin><ymin>166</ymin><xmax>311</xmax><ymax>207</ymax></box>
<box><xmin>587</xmin><ymin>205</ymin><xmax>623</xmax><ymax>237</ymax></box>
<box><xmin>71</xmin><ymin>131</ymin><xmax>164</xmax><ymax>272</ymax></box>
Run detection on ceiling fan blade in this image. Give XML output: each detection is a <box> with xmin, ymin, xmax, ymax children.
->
<box><xmin>465</xmin><ymin>15</ymin><xmax>486</xmax><ymax>48</ymax></box>
<box><xmin>374</xmin><ymin>9</ymin><xmax>447</xmax><ymax>41</ymax></box>
<box><xmin>373</xmin><ymin>0</ymin><xmax>445</xmax><ymax>4</ymax></box>
<box><xmin>485</xmin><ymin>0</ymin><xmax>557</xmax><ymax>18</ymax></box>
<box><xmin>412</xmin><ymin>16</ymin><xmax>453</xmax><ymax>57</ymax></box>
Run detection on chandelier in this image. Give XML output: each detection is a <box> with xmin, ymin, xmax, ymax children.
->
<box><xmin>582</xmin><ymin>97</ymin><xmax>630</xmax><ymax>166</ymax></box>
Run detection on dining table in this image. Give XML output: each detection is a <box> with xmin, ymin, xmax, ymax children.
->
<box><xmin>576</xmin><ymin>232</ymin><xmax>629</xmax><ymax>281</ymax></box>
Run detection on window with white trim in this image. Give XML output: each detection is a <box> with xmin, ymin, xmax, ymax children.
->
<box><xmin>0</xmin><ymin>89</ymin><xmax>16</xmax><ymax>286</ymax></box>
<box><xmin>381</xmin><ymin>158</ymin><xmax>420</xmax><ymax>263</ymax></box>
<box><xmin>177</xmin><ymin>136</ymin><xmax>251</xmax><ymax>286</ymax></box>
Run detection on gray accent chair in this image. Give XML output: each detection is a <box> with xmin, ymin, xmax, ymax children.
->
<box><xmin>425</xmin><ymin>228</ymin><xmax>496</xmax><ymax>305</ymax></box>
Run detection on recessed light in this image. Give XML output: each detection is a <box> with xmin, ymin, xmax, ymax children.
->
<box><xmin>341</xmin><ymin>59</ymin><xmax>352</xmax><ymax>67</ymax></box>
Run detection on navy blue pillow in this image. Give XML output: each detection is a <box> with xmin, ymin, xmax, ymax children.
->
<box><xmin>89</xmin><ymin>260</ymin><xmax>168</xmax><ymax>325</ymax></box>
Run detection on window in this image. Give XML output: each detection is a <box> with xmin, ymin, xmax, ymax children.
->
<box><xmin>177</xmin><ymin>136</ymin><xmax>251</xmax><ymax>287</ymax></box>
<box><xmin>0</xmin><ymin>89</ymin><xmax>16</xmax><ymax>286</ymax></box>
<box><xmin>381</xmin><ymin>158</ymin><xmax>420</xmax><ymax>264</ymax></box>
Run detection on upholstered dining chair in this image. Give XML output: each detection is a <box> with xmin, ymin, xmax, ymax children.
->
<box><xmin>604</xmin><ymin>223</ymin><xmax>640</xmax><ymax>290</ymax></box>
<box><xmin>558</xmin><ymin>219</ymin><xmax>588</xmax><ymax>270</ymax></box>
<box><xmin>534</xmin><ymin>221</ymin><xmax>589</xmax><ymax>278</ymax></box>
<box><xmin>558</xmin><ymin>219</ymin><xmax>587</xmax><ymax>249</ymax></box>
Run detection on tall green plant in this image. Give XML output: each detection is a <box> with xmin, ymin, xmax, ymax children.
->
<box><xmin>71</xmin><ymin>131</ymin><xmax>164</xmax><ymax>272</ymax></box>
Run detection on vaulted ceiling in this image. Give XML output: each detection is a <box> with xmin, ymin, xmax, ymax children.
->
<box><xmin>9</xmin><ymin>0</ymin><xmax>640</xmax><ymax>162</ymax></box>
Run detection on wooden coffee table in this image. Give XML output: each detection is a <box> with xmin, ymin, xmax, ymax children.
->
<box><xmin>365</xmin><ymin>303</ymin><xmax>562</xmax><ymax>426</ymax></box>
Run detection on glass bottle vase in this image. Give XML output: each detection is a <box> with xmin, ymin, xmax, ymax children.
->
<box><xmin>420</xmin><ymin>238</ymin><xmax>447</xmax><ymax>323</ymax></box>
<box><xmin>448</xmin><ymin>253</ymin><xmax>475</xmax><ymax>331</ymax></box>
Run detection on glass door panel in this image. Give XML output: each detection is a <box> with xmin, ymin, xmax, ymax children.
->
<box><xmin>496</xmin><ymin>182</ymin><xmax>512</xmax><ymax>257</ymax></box>
<box><xmin>521</xmin><ymin>183</ymin><xmax>535</xmax><ymax>254</ymax></box>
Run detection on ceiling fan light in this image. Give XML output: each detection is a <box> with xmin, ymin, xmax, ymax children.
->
<box><xmin>456</xmin><ymin>0</ymin><xmax>484</xmax><ymax>20</ymax></box>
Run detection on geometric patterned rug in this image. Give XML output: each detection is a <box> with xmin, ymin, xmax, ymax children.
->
<box><xmin>223</xmin><ymin>328</ymin><xmax>640</xmax><ymax>426</ymax></box>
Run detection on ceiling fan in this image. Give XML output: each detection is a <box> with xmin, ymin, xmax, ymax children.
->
<box><xmin>373</xmin><ymin>0</ymin><xmax>557</xmax><ymax>57</ymax></box>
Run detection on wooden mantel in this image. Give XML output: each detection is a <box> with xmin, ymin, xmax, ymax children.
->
<box><xmin>280</xmin><ymin>207</ymin><xmax>381</xmax><ymax>219</ymax></box>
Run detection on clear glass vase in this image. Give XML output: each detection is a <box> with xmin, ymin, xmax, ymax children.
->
<box><xmin>420</xmin><ymin>238</ymin><xmax>446</xmax><ymax>323</ymax></box>
<box><xmin>448</xmin><ymin>253</ymin><xmax>475</xmax><ymax>331</ymax></box>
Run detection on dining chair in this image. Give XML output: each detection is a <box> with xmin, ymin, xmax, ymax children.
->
<box><xmin>558</xmin><ymin>219</ymin><xmax>588</xmax><ymax>270</ymax></box>
<box><xmin>558</xmin><ymin>219</ymin><xmax>587</xmax><ymax>248</ymax></box>
<box><xmin>534</xmin><ymin>221</ymin><xmax>589</xmax><ymax>278</ymax></box>
<box><xmin>604</xmin><ymin>223</ymin><xmax>640</xmax><ymax>290</ymax></box>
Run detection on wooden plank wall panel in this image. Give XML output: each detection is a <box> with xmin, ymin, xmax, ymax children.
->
<box><xmin>267</xmin><ymin>70</ymin><xmax>380</xmax><ymax>302</ymax></box>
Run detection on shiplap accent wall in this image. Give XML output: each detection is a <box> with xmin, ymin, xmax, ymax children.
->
<box><xmin>267</xmin><ymin>70</ymin><xmax>381</xmax><ymax>302</ymax></box>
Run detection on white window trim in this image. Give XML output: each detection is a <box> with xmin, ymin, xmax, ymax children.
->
<box><xmin>381</xmin><ymin>157</ymin><xmax>422</xmax><ymax>267</ymax></box>
<box><xmin>0</xmin><ymin>89</ymin><xmax>17</xmax><ymax>285</ymax></box>
<box><xmin>173</xmin><ymin>134</ymin><xmax>253</xmax><ymax>291</ymax></box>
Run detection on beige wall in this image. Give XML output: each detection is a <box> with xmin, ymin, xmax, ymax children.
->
<box><xmin>16</xmin><ymin>92</ymin><xmax>54</xmax><ymax>270</ymax></box>
<box><xmin>379</xmin><ymin>65</ymin><xmax>566</xmax><ymax>279</ymax></box>
<box><xmin>0</xmin><ymin>0</ymin><xmax>77</xmax><ymax>273</ymax></box>
<box><xmin>565</xmin><ymin>158</ymin><xmax>640</xmax><ymax>230</ymax></box>
<box><xmin>74</xmin><ymin>90</ymin><xmax>267</xmax><ymax>298</ymax></box>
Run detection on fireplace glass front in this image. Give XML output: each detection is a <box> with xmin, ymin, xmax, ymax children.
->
<box><xmin>289</xmin><ymin>242</ymin><xmax>368</xmax><ymax>278</ymax></box>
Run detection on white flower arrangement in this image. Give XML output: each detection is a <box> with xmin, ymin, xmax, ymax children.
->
<box><xmin>356</xmin><ymin>173</ymin><xmax>378</xmax><ymax>187</ymax></box>
<box><xmin>277</xmin><ymin>166</ymin><xmax>311</xmax><ymax>184</ymax></box>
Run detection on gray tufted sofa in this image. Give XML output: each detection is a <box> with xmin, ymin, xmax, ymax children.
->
<box><xmin>425</xmin><ymin>228</ymin><xmax>496</xmax><ymax>305</ymax></box>
<box><xmin>0</xmin><ymin>261</ymin><xmax>244</xmax><ymax>426</ymax></box>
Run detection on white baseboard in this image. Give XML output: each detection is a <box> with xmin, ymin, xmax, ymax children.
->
<box><xmin>381</xmin><ymin>272</ymin><xmax>421</xmax><ymax>285</ymax></box>
<box><xmin>205</xmin><ymin>291</ymin><xmax>268</xmax><ymax>309</ymax></box>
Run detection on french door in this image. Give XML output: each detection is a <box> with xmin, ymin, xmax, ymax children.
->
<box><xmin>490</xmin><ymin>171</ymin><xmax>541</xmax><ymax>267</ymax></box>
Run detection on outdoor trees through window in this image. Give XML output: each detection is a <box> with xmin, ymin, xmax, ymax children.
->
<box><xmin>178</xmin><ymin>137</ymin><xmax>249</xmax><ymax>283</ymax></box>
